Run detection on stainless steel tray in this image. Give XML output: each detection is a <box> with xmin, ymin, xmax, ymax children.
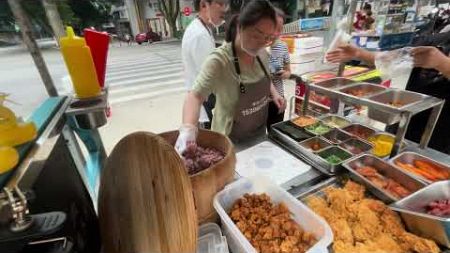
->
<box><xmin>298</xmin><ymin>136</ymin><xmax>332</xmax><ymax>153</ymax></box>
<box><xmin>341</xmin><ymin>123</ymin><xmax>378</xmax><ymax>141</ymax></box>
<box><xmin>321</xmin><ymin>128</ymin><xmax>352</xmax><ymax>145</ymax></box>
<box><xmin>339</xmin><ymin>138</ymin><xmax>374</xmax><ymax>155</ymax></box>
<box><xmin>319</xmin><ymin>114</ymin><xmax>352</xmax><ymax>129</ymax></box>
<box><xmin>298</xmin><ymin>176</ymin><xmax>345</xmax><ymax>200</ymax></box>
<box><xmin>342</xmin><ymin>154</ymin><xmax>426</xmax><ymax>203</ymax></box>
<box><xmin>390</xmin><ymin>181</ymin><xmax>450</xmax><ymax>247</ymax></box>
<box><xmin>367</xmin><ymin>90</ymin><xmax>429</xmax><ymax>124</ymax></box>
<box><xmin>317</xmin><ymin>146</ymin><xmax>353</xmax><ymax>173</ymax></box>
<box><xmin>313</xmin><ymin>77</ymin><xmax>356</xmax><ymax>89</ymax></box>
<box><xmin>269</xmin><ymin>122</ymin><xmax>337</xmax><ymax>175</ymax></box>
<box><xmin>390</xmin><ymin>151</ymin><xmax>450</xmax><ymax>184</ymax></box>
<box><xmin>337</xmin><ymin>83</ymin><xmax>387</xmax><ymax>104</ymax></box>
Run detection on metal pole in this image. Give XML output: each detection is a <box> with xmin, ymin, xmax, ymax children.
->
<box><xmin>419</xmin><ymin>102</ymin><xmax>444</xmax><ymax>149</ymax></box>
<box><xmin>391</xmin><ymin>112</ymin><xmax>412</xmax><ymax>158</ymax></box>
<box><xmin>7</xmin><ymin>0</ymin><xmax>58</xmax><ymax>97</ymax></box>
<box><xmin>41</xmin><ymin>0</ymin><xmax>65</xmax><ymax>42</ymax></box>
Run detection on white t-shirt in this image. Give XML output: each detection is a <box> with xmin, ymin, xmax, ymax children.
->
<box><xmin>182</xmin><ymin>18</ymin><xmax>215</xmax><ymax>123</ymax></box>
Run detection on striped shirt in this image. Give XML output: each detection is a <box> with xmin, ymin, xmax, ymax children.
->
<box><xmin>269</xmin><ymin>40</ymin><xmax>290</xmax><ymax>97</ymax></box>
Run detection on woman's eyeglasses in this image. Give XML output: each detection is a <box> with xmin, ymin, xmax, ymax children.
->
<box><xmin>252</xmin><ymin>27</ymin><xmax>276</xmax><ymax>44</ymax></box>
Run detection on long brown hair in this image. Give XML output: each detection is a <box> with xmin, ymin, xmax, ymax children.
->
<box><xmin>98</xmin><ymin>132</ymin><xmax>197</xmax><ymax>253</ymax></box>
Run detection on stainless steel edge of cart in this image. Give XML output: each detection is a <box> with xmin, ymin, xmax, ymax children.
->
<box><xmin>295</xmin><ymin>78</ymin><xmax>445</xmax><ymax>158</ymax></box>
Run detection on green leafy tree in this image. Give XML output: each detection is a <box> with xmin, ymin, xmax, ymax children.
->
<box><xmin>157</xmin><ymin>0</ymin><xmax>180</xmax><ymax>37</ymax></box>
<box><xmin>1</xmin><ymin>0</ymin><xmax>112</xmax><ymax>37</ymax></box>
<box><xmin>67</xmin><ymin>0</ymin><xmax>112</xmax><ymax>30</ymax></box>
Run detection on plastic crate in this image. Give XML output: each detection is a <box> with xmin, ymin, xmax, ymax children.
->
<box><xmin>213</xmin><ymin>176</ymin><xmax>333</xmax><ymax>253</ymax></box>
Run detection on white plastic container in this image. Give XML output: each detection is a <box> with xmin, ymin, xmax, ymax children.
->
<box><xmin>213</xmin><ymin>176</ymin><xmax>333</xmax><ymax>253</ymax></box>
<box><xmin>197</xmin><ymin>223</ymin><xmax>229</xmax><ymax>253</ymax></box>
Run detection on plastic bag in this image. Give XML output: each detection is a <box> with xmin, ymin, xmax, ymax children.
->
<box><xmin>324</xmin><ymin>18</ymin><xmax>352</xmax><ymax>63</ymax></box>
<box><xmin>375</xmin><ymin>47</ymin><xmax>413</xmax><ymax>90</ymax></box>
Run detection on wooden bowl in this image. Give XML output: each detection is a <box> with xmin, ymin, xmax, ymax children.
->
<box><xmin>159</xmin><ymin>129</ymin><xmax>236</xmax><ymax>224</ymax></box>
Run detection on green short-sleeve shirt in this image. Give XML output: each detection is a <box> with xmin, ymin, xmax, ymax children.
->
<box><xmin>193</xmin><ymin>42</ymin><xmax>270</xmax><ymax>136</ymax></box>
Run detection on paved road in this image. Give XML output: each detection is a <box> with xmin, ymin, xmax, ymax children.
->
<box><xmin>105</xmin><ymin>42</ymin><xmax>185</xmax><ymax>105</ymax></box>
<box><xmin>0</xmin><ymin>41</ymin><xmax>186</xmax><ymax>116</ymax></box>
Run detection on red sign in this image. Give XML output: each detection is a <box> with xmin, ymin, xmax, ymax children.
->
<box><xmin>183</xmin><ymin>7</ymin><xmax>192</xmax><ymax>16</ymax></box>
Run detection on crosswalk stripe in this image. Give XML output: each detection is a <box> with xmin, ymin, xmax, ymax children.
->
<box><xmin>103</xmin><ymin>42</ymin><xmax>185</xmax><ymax>104</ymax></box>
<box><xmin>107</xmin><ymin>58</ymin><xmax>173</xmax><ymax>70</ymax></box>
<box><xmin>106</xmin><ymin>62</ymin><xmax>182</xmax><ymax>77</ymax></box>
<box><xmin>108</xmin><ymin>72</ymin><xmax>183</xmax><ymax>88</ymax></box>
<box><xmin>109</xmin><ymin>78</ymin><xmax>184</xmax><ymax>95</ymax></box>
<box><xmin>107</xmin><ymin>66</ymin><xmax>183</xmax><ymax>82</ymax></box>
<box><xmin>110</xmin><ymin>87</ymin><xmax>186</xmax><ymax>105</ymax></box>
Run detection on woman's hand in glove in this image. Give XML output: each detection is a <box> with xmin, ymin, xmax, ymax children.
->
<box><xmin>175</xmin><ymin>124</ymin><xmax>198</xmax><ymax>155</ymax></box>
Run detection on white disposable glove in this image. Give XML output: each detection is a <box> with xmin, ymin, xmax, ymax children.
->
<box><xmin>175</xmin><ymin>124</ymin><xmax>198</xmax><ymax>155</ymax></box>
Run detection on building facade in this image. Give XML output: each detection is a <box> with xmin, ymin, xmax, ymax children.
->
<box><xmin>111</xmin><ymin>0</ymin><xmax>196</xmax><ymax>38</ymax></box>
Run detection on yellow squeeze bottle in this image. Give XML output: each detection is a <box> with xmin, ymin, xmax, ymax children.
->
<box><xmin>60</xmin><ymin>26</ymin><xmax>101</xmax><ymax>98</ymax></box>
<box><xmin>0</xmin><ymin>94</ymin><xmax>37</xmax><ymax>147</ymax></box>
<box><xmin>0</xmin><ymin>146</ymin><xmax>19</xmax><ymax>174</ymax></box>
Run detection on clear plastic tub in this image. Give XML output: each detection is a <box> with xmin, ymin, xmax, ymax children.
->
<box><xmin>213</xmin><ymin>176</ymin><xmax>333</xmax><ymax>253</ymax></box>
<box><xmin>198</xmin><ymin>223</ymin><xmax>229</xmax><ymax>253</ymax></box>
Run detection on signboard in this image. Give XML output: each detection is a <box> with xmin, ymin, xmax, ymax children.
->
<box><xmin>183</xmin><ymin>7</ymin><xmax>192</xmax><ymax>16</ymax></box>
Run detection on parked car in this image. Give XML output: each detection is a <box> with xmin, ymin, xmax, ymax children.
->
<box><xmin>135</xmin><ymin>31</ymin><xmax>162</xmax><ymax>44</ymax></box>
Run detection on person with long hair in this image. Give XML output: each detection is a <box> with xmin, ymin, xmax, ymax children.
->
<box><xmin>176</xmin><ymin>0</ymin><xmax>286</xmax><ymax>152</ymax></box>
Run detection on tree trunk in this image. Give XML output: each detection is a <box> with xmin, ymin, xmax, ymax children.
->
<box><xmin>41</xmin><ymin>0</ymin><xmax>65</xmax><ymax>42</ymax></box>
<box><xmin>7</xmin><ymin>0</ymin><xmax>58</xmax><ymax>97</ymax></box>
<box><xmin>168</xmin><ymin>19</ymin><xmax>177</xmax><ymax>38</ymax></box>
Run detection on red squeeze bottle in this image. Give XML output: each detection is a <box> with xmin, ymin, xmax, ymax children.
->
<box><xmin>84</xmin><ymin>29</ymin><xmax>109</xmax><ymax>88</ymax></box>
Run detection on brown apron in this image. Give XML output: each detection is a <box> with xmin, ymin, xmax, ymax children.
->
<box><xmin>229</xmin><ymin>41</ymin><xmax>271</xmax><ymax>143</ymax></box>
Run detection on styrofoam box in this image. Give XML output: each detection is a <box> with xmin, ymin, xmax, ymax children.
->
<box><xmin>213</xmin><ymin>176</ymin><xmax>333</xmax><ymax>253</ymax></box>
<box><xmin>295</xmin><ymin>36</ymin><xmax>324</xmax><ymax>49</ymax></box>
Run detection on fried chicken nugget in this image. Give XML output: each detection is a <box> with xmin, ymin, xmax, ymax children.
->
<box><xmin>398</xmin><ymin>232</ymin><xmax>440</xmax><ymax>253</ymax></box>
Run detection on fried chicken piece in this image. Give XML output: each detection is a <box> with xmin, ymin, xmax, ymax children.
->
<box><xmin>324</xmin><ymin>187</ymin><xmax>356</xmax><ymax>218</ymax></box>
<box><xmin>372</xmin><ymin>233</ymin><xmax>404</xmax><ymax>253</ymax></box>
<box><xmin>380</xmin><ymin>208</ymin><xmax>405</xmax><ymax>236</ymax></box>
<box><xmin>398</xmin><ymin>232</ymin><xmax>440</xmax><ymax>253</ymax></box>
<box><xmin>328</xmin><ymin>218</ymin><xmax>354</xmax><ymax>244</ymax></box>
<box><xmin>344</xmin><ymin>180</ymin><xmax>366</xmax><ymax>201</ymax></box>
<box><xmin>333</xmin><ymin>240</ymin><xmax>355</xmax><ymax>253</ymax></box>
<box><xmin>305</xmin><ymin>196</ymin><xmax>337</xmax><ymax>221</ymax></box>
<box><xmin>352</xmin><ymin>204</ymin><xmax>383</xmax><ymax>242</ymax></box>
<box><xmin>361</xmin><ymin>198</ymin><xmax>386</xmax><ymax>214</ymax></box>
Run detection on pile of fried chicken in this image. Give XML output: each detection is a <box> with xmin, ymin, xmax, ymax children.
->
<box><xmin>305</xmin><ymin>180</ymin><xmax>440</xmax><ymax>253</ymax></box>
<box><xmin>229</xmin><ymin>193</ymin><xmax>316</xmax><ymax>253</ymax></box>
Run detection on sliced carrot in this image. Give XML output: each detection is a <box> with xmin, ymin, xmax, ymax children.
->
<box><xmin>396</xmin><ymin>161</ymin><xmax>438</xmax><ymax>181</ymax></box>
<box><xmin>415</xmin><ymin>160</ymin><xmax>448</xmax><ymax>180</ymax></box>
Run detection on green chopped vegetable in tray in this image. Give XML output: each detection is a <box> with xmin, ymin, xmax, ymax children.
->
<box><xmin>325</xmin><ymin>155</ymin><xmax>343</xmax><ymax>165</ymax></box>
<box><xmin>305</xmin><ymin>123</ymin><xmax>331</xmax><ymax>135</ymax></box>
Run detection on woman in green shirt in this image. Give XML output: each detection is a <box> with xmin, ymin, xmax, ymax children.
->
<box><xmin>176</xmin><ymin>0</ymin><xmax>286</xmax><ymax>153</ymax></box>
